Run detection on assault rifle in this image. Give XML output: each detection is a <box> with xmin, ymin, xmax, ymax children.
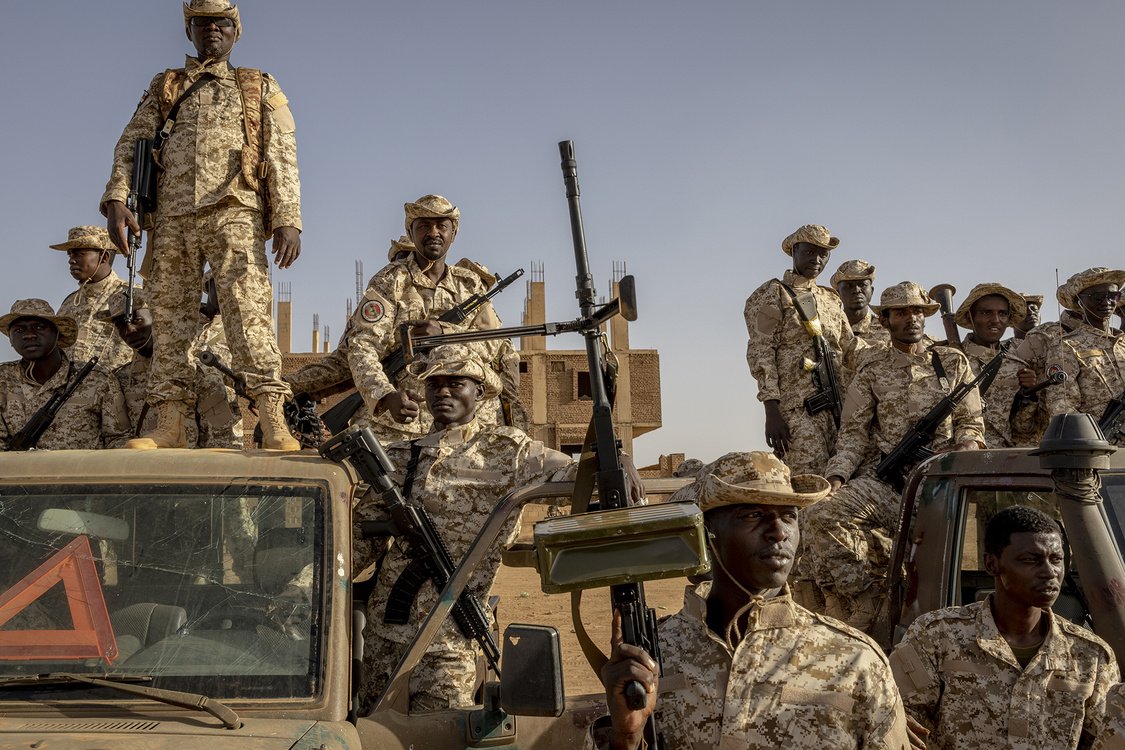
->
<box><xmin>1100</xmin><ymin>392</ymin><xmax>1125</xmax><ymax>445</ymax></box>
<box><xmin>125</xmin><ymin>139</ymin><xmax>156</xmax><ymax>322</ymax></box>
<box><xmin>876</xmin><ymin>351</ymin><xmax>1004</xmax><ymax>492</ymax></box>
<box><xmin>197</xmin><ymin>350</ymin><xmax>254</xmax><ymax>405</ymax></box>
<box><xmin>7</xmin><ymin>358</ymin><xmax>99</xmax><ymax>451</ymax></box>
<box><xmin>319</xmin><ymin>426</ymin><xmax>501</xmax><ymax>675</ymax></box>
<box><xmin>317</xmin><ymin>268</ymin><xmax>524</xmax><ymax>435</ymax></box>
<box><xmin>785</xmin><ymin>289</ymin><xmax>842</xmax><ymax>428</ymax></box>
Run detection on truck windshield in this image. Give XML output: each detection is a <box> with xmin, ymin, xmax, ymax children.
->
<box><xmin>0</xmin><ymin>483</ymin><xmax>324</xmax><ymax>700</ymax></box>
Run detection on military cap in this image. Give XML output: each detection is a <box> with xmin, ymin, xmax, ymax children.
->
<box><xmin>667</xmin><ymin>451</ymin><xmax>830</xmax><ymax>512</ymax></box>
<box><xmin>0</xmin><ymin>299</ymin><xmax>78</xmax><ymax>348</ymax></box>
<box><xmin>781</xmin><ymin>224</ymin><xmax>839</xmax><ymax>256</ymax></box>
<box><xmin>404</xmin><ymin>195</ymin><xmax>460</xmax><ymax>237</ymax></box>
<box><xmin>872</xmin><ymin>281</ymin><xmax>940</xmax><ymax>317</ymax></box>
<box><xmin>95</xmin><ymin>288</ymin><xmax>148</xmax><ymax>323</ymax></box>
<box><xmin>830</xmin><ymin>259</ymin><xmax>876</xmax><ymax>289</ymax></box>
<box><xmin>407</xmin><ymin>343</ymin><xmax>501</xmax><ymax>399</ymax></box>
<box><xmin>184</xmin><ymin>0</ymin><xmax>242</xmax><ymax>40</ymax></box>
<box><xmin>953</xmin><ymin>283</ymin><xmax>1026</xmax><ymax>329</ymax></box>
<box><xmin>1022</xmin><ymin>293</ymin><xmax>1044</xmax><ymax>307</ymax></box>
<box><xmin>48</xmin><ymin>226</ymin><xmax>119</xmax><ymax>255</ymax></box>
<box><xmin>386</xmin><ymin>235</ymin><xmax>416</xmax><ymax>263</ymax></box>
<box><xmin>1056</xmin><ymin>267</ymin><xmax>1125</xmax><ymax>312</ymax></box>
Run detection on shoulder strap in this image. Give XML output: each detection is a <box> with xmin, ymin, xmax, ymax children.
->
<box><xmin>402</xmin><ymin>441</ymin><xmax>423</xmax><ymax>501</ymax></box>
<box><xmin>152</xmin><ymin>72</ymin><xmax>215</xmax><ymax>156</ymax></box>
<box><xmin>930</xmin><ymin>350</ymin><xmax>950</xmax><ymax>391</ymax></box>
<box><xmin>234</xmin><ymin>68</ymin><xmax>267</xmax><ymax>190</ymax></box>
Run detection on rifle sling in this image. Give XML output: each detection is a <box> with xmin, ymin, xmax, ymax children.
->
<box><xmin>153</xmin><ymin>74</ymin><xmax>215</xmax><ymax>155</ymax></box>
<box><xmin>12</xmin><ymin>360</ymin><xmax>79</xmax><ymax>449</ymax></box>
<box><xmin>383</xmin><ymin>440</ymin><xmax>425</xmax><ymax>625</ymax></box>
<box><xmin>779</xmin><ymin>281</ymin><xmax>821</xmax><ymax>345</ymax></box>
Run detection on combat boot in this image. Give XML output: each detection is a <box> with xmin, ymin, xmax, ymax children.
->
<box><xmin>125</xmin><ymin>401</ymin><xmax>188</xmax><ymax>450</ymax></box>
<box><xmin>258</xmin><ymin>393</ymin><xmax>301</xmax><ymax>451</ymax></box>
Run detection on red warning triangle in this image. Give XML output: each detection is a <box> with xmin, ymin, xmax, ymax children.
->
<box><xmin>0</xmin><ymin>535</ymin><xmax>118</xmax><ymax>663</ymax></box>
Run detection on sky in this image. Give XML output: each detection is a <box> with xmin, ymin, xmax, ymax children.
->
<box><xmin>2</xmin><ymin>1</ymin><xmax>1124</xmax><ymax>465</ymax></box>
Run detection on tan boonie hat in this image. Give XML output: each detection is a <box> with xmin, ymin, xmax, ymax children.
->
<box><xmin>184</xmin><ymin>0</ymin><xmax>242</xmax><ymax>40</ymax></box>
<box><xmin>404</xmin><ymin>195</ymin><xmax>460</xmax><ymax>237</ymax></box>
<box><xmin>668</xmin><ymin>451</ymin><xmax>830</xmax><ymax>511</ymax></box>
<box><xmin>48</xmin><ymin>226</ymin><xmax>119</xmax><ymax>254</ymax></box>
<box><xmin>1056</xmin><ymin>267</ymin><xmax>1125</xmax><ymax>312</ymax></box>
<box><xmin>407</xmin><ymin>343</ymin><xmax>501</xmax><ymax>399</ymax></box>
<box><xmin>386</xmin><ymin>235</ymin><xmax>416</xmax><ymax>263</ymax></box>
<box><xmin>1022</xmin><ymin>293</ymin><xmax>1044</xmax><ymax>306</ymax></box>
<box><xmin>830</xmin><ymin>259</ymin><xmax>876</xmax><ymax>289</ymax></box>
<box><xmin>95</xmin><ymin>289</ymin><xmax>147</xmax><ymax>323</ymax></box>
<box><xmin>872</xmin><ymin>281</ymin><xmax>940</xmax><ymax>317</ymax></box>
<box><xmin>0</xmin><ymin>299</ymin><xmax>78</xmax><ymax>349</ymax></box>
<box><xmin>781</xmin><ymin>224</ymin><xmax>839</xmax><ymax>256</ymax></box>
<box><xmin>954</xmin><ymin>283</ymin><xmax>1027</xmax><ymax>329</ymax></box>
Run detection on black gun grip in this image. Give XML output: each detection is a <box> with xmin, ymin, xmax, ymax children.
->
<box><xmin>384</xmin><ymin>559</ymin><xmax>431</xmax><ymax>625</ymax></box>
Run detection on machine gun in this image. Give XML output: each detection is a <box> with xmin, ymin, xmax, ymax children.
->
<box><xmin>124</xmin><ymin>139</ymin><xmax>156</xmax><ymax>321</ymax></box>
<box><xmin>784</xmin><ymin>288</ymin><xmax>842</xmax><ymax>428</ymax></box>
<box><xmin>1100</xmin><ymin>391</ymin><xmax>1125</xmax><ymax>445</ymax></box>
<box><xmin>317</xmin><ymin>268</ymin><xmax>524</xmax><ymax>435</ymax></box>
<box><xmin>319</xmin><ymin>426</ymin><xmax>501</xmax><ymax>675</ymax></box>
<box><xmin>7</xmin><ymin>358</ymin><xmax>98</xmax><ymax>451</ymax></box>
<box><xmin>876</xmin><ymin>350</ymin><xmax>1004</xmax><ymax>492</ymax></box>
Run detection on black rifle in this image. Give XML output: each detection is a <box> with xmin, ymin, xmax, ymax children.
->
<box><xmin>197</xmin><ymin>350</ymin><xmax>254</xmax><ymax>405</ymax></box>
<box><xmin>1100</xmin><ymin>391</ymin><xmax>1125</xmax><ymax>445</ymax></box>
<box><xmin>783</xmin><ymin>286</ymin><xmax>842</xmax><ymax>428</ymax></box>
<box><xmin>7</xmin><ymin>358</ymin><xmax>99</xmax><ymax>451</ymax></box>
<box><xmin>876</xmin><ymin>351</ymin><xmax>1004</xmax><ymax>492</ymax></box>
<box><xmin>319</xmin><ymin>426</ymin><xmax>501</xmax><ymax>675</ymax></box>
<box><xmin>318</xmin><ymin>268</ymin><xmax>524</xmax><ymax>434</ymax></box>
<box><xmin>125</xmin><ymin>138</ymin><xmax>156</xmax><ymax>321</ymax></box>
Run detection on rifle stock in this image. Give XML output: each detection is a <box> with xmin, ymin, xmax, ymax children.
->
<box><xmin>125</xmin><ymin>138</ymin><xmax>155</xmax><ymax>321</ymax></box>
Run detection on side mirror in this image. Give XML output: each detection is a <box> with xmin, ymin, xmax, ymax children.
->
<box><xmin>618</xmin><ymin>275</ymin><xmax>638</xmax><ymax>322</ymax></box>
<box><xmin>499</xmin><ymin>624</ymin><xmax>564</xmax><ymax>717</ymax></box>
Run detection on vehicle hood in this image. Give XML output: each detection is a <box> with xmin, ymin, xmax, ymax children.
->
<box><xmin>0</xmin><ymin>717</ymin><xmax>355</xmax><ymax>749</ymax></box>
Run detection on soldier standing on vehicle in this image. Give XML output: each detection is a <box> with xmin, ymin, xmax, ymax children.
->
<box><xmin>0</xmin><ymin>299</ymin><xmax>129</xmax><ymax>450</ymax></box>
<box><xmin>354</xmin><ymin>344</ymin><xmax>617</xmax><ymax>713</ymax></box>
<box><xmin>345</xmin><ymin>196</ymin><xmax>525</xmax><ymax>444</ymax></box>
<box><xmin>590</xmin><ymin>451</ymin><xmax>911</xmax><ymax>750</ymax></box>
<box><xmin>1041</xmin><ymin>268</ymin><xmax>1125</xmax><ymax>443</ymax></box>
<box><xmin>1012</xmin><ymin>293</ymin><xmax>1043</xmax><ymax>341</ymax></box>
<box><xmin>51</xmin><ymin>226</ymin><xmax>134</xmax><ymax>372</ymax></box>
<box><xmin>951</xmin><ymin>283</ymin><xmax>1026</xmax><ymax>448</ymax></box>
<box><xmin>831</xmin><ymin>259</ymin><xmax>889</xmax><ymax>346</ymax></box>
<box><xmin>101</xmin><ymin>0</ymin><xmax>301</xmax><ymax>451</ymax></box>
<box><xmin>744</xmin><ymin>224</ymin><xmax>855</xmax><ymax>475</ymax></box>
<box><xmin>805</xmin><ymin>282</ymin><xmax>984</xmax><ymax>636</ymax></box>
<box><xmin>891</xmin><ymin>506</ymin><xmax>1118</xmax><ymax>750</ymax></box>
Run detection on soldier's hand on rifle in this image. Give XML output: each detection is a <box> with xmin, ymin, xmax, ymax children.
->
<box><xmin>828</xmin><ymin>475</ymin><xmax>844</xmax><ymax>495</ymax></box>
<box><xmin>600</xmin><ymin>611</ymin><xmax>657</xmax><ymax>750</ymax></box>
<box><xmin>763</xmin><ymin>400</ymin><xmax>791</xmax><ymax>457</ymax></box>
<box><xmin>409</xmin><ymin>319</ymin><xmax>444</xmax><ymax>338</ymax></box>
<box><xmin>906</xmin><ymin>715</ymin><xmax>930</xmax><ymax>750</ymax></box>
<box><xmin>379</xmin><ymin>389</ymin><xmax>421</xmax><ymax>424</ymax></box>
<box><xmin>272</xmin><ymin>226</ymin><xmax>301</xmax><ymax>269</ymax></box>
<box><xmin>951</xmin><ymin>439</ymin><xmax>980</xmax><ymax>452</ymax></box>
<box><xmin>104</xmin><ymin>200</ymin><xmax>140</xmax><ymax>256</ymax></box>
<box><xmin>1017</xmin><ymin>368</ymin><xmax>1037</xmax><ymax>390</ymax></box>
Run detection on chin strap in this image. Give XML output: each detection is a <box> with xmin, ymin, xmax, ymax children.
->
<box><xmin>706</xmin><ymin>535</ymin><xmax>767</xmax><ymax>650</ymax></box>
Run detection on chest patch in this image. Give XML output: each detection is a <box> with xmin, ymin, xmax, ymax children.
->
<box><xmin>361</xmin><ymin>299</ymin><xmax>385</xmax><ymax>323</ymax></box>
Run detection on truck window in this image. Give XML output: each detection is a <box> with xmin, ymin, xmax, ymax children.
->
<box><xmin>0</xmin><ymin>483</ymin><xmax>325</xmax><ymax>701</ymax></box>
<box><xmin>1101</xmin><ymin>473</ymin><xmax>1125</xmax><ymax>556</ymax></box>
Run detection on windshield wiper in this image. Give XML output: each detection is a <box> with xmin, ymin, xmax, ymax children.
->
<box><xmin>0</xmin><ymin>673</ymin><xmax>241</xmax><ymax>730</ymax></box>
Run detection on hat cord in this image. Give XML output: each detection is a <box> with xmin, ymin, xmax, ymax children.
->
<box><xmin>706</xmin><ymin>535</ymin><xmax>767</xmax><ymax>650</ymax></box>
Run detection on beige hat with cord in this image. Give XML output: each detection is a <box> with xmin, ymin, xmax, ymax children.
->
<box><xmin>48</xmin><ymin>226</ymin><xmax>119</xmax><ymax>255</ymax></box>
<box><xmin>954</xmin><ymin>283</ymin><xmax>1026</xmax><ymax>329</ymax></box>
<box><xmin>0</xmin><ymin>299</ymin><xmax>78</xmax><ymax>349</ymax></box>
<box><xmin>1056</xmin><ymin>267</ymin><xmax>1125</xmax><ymax>312</ymax></box>
<box><xmin>407</xmin><ymin>343</ymin><xmax>501</xmax><ymax>399</ymax></box>
<box><xmin>386</xmin><ymin>235</ymin><xmax>416</xmax><ymax>263</ymax></box>
<box><xmin>830</xmin><ymin>259</ymin><xmax>876</xmax><ymax>289</ymax></box>
<box><xmin>404</xmin><ymin>195</ymin><xmax>460</xmax><ymax>238</ymax></box>
<box><xmin>667</xmin><ymin>451</ymin><xmax>831</xmax><ymax>512</ymax></box>
<box><xmin>781</xmin><ymin>224</ymin><xmax>839</xmax><ymax>256</ymax></box>
<box><xmin>184</xmin><ymin>0</ymin><xmax>242</xmax><ymax>41</ymax></box>
<box><xmin>872</xmin><ymin>281</ymin><xmax>940</xmax><ymax>317</ymax></box>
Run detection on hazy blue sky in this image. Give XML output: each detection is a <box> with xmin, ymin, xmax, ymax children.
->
<box><xmin>2</xmin><ymin>2</ymin><xmax>1123</xmax><ymax>464</ymax></box>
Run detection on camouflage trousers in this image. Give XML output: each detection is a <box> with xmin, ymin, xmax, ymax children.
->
<box><xmin>147</xmin><ymin>203</ymin><xmax>290</xmax><ymax>406</ymax></box>
<box><xmin>803</xmin><ymin>475</ymin><xmax>900</xmax><ymax>633</ymax></box>
<box><xmin>776</xmin><ymin>402</ymin><xmax>836</xmax><ymax>476</ymax></box>
<box><xmin>360</xmin><ymin>628</ymin><xmax>478</xmax><ymax>714</ymax></box>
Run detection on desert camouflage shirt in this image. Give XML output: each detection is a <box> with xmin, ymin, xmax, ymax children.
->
<box><xmin>0</xmin><ymin>355</ymin><xmax>129</xmax><ymax>450</ymax></box>
<box><xmin>744</xmin><ymin>270</ymin><xmax>856</xmax><ymax>407</ymax></box>
<box><xmin>891</xmin><ymin>598</ymin><xmax>1118</xmax><ymax>750</ymax></box>
<box><xmin>852</xmin><ymin>307</ymin><xmax>891</xmax><ymax>346</ymax></box>
<box><xmin>1042</xmin><ymin>322</ymin><xmax>1125</xmax><ymax>440</ymax></box>
<box><xmin>359</xmin><ymin>418</ymin><xmax>573</xmax><ymax>647</ymax></box>
<box><xmin>1093</xmin><ymin>683</ymin><xmax>1125</xmax><ymax>750</ymax></box>
<box><xmin>346</xmin><ymin>255</ymin><xmax>514</xmax><ymax>439</ymax></box>
<box><xmin>589</xmin><ymin>582</ymin><xmax>910</xmax><ymax>749</ymax></box>
<box><xmin>57</xmin><ymin>270</ymin><xmax>133</xmax><ymax>372</ymax></box>
<box><xmin>960</xmin><ymin>337</ymin><xmax>1021</xmax><ymax>448</ymax></box>
<box><xmin>1007</xmin><ymin>312</ymin><xmax>1087</xmax><ymax>444</ymax></box>
<box><xmin>826</xmin><ymin>342</ymin><xmax>985</xmax><ymax>481</ymax></box>
<box><xmin>101</xmin><ymin>57</ymin><xmax>301</xmax><ymax>232</ymax></box>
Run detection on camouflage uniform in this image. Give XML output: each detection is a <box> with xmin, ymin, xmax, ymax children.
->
<box><xmin>807</xmin><ymin>341</ymin><xmax>984</xmax><ymax>629</ymax></box>
<box><xmin>100</xmin><ymin>55</ymin><xmax>299</xmax><ymax>407</ymax></box>
<box><xmin>57</xmin><ymin>270</ymin><xmax>134</xmax><ymax>372</ymax></box>
<box><xmin>1007</xmin><ymin>311</ymin><xmax>1085</xmax><ymax>444</ymax></box>
<box><xmin>852</xmin><ymin>307</ymin><xmax>890</xmax><ymax>346</ymax></box>
<box><xmin>960</xmin><ymin>337</ymin><xmax>1021</xmax><ymax>448</ymax></box>
<box><xmin>744</xmin><ymin>268</ymin><xmax>855</xmax><ymax>476</ymax></box>
<box><xmin>1094</xmin><ymin>684</ymin><xmax>1125</xmax><ymax>750</ymax></box>
<box><xmin>588</xmin><ymin>583</ymin><xmax>910</xmax><ymax>749</ymax></box>
<box><xmin>1043</xmin><ymin>321</ymin><xmax>1125</xmax><ymax>443</ymax></box>
<box><xmin>358</xmin><ymin>419</ymin><xmax>573</xmax><ymax>711</ymax></box>
<box><xmin>0</xmin><ymin>355</ymin><xmax>129</xmax><ymax>450</ymax></box>
<box><xmin>346</xmin><ymin>253</ymin><xmax>519</xmax><ymax>443</ymax></box>
<box><xmin>891</xmin><ymin>597</ymin><xmax>1118</xmax><ymax>750</ymax></box>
